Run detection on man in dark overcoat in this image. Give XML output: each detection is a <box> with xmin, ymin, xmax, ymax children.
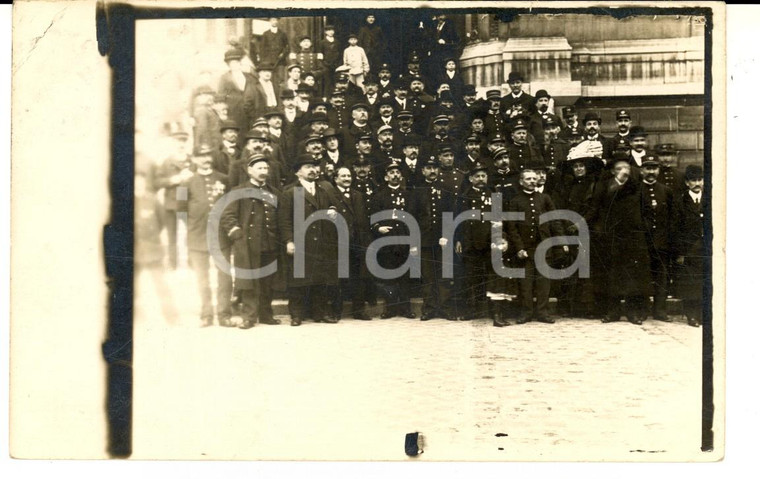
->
<box><xmin>332</xmin><ymin>166</ymin><xmax>373</xmax><ymax>320</ymax></box>
<box><xmin>585</xmin><ymin>156</ymin><xmax>652</xmax><ymax>325</ymax></box>
<box><xmin>221</xmin><ymin>153</ymin><xmax>282</xmax><ymax>329</ymax></box>
<box><xmin>672</xmin><ymin>165</ymin><xmax>706</xmax><ymax>327</ymax></box>
<box><xmin>278</xmin><ymin>154</ymin><xmax>343</xmax><ymax>326</ymax></box>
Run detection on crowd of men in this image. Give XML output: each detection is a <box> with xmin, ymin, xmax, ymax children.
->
<box><xmin>136</xmin><ymin>17</ymin><xmax>707</xmax><ymax>330</ymax></box>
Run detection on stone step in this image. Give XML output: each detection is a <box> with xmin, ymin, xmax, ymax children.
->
<box><xmin>265</xmin><ymin>296</ymin><xmax>686</xmax><ymax>319</ymax></box>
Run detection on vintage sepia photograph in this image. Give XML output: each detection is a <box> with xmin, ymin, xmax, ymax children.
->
<box><xmin>9</xmin><ymin>0</ymin><xmax>727</xmax><ymax>465</ymax></box>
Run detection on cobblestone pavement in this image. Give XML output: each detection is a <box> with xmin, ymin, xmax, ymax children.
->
<box><xmin>131</xmin><ymin>268</ymin><xmax>705</xmax><ymax>461</ymax></box>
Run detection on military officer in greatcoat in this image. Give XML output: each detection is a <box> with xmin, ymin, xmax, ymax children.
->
<box><xmin>672</xmin><ymin>165</ymin><xmax>706</xmax><ymax>327</ymax></box>
<box><xmin>278</xmin><ymin>154</ymin><xmax>342</xmax><ymax>326</ymax></box>
<box><xmin>221</xmin><ymin>153</ymin><xmax>282</xmax><ymax>329</ymax></box>
<box><xmin>640</xmin><ymin>154</ymin><xmax>677</xmax><ymax>322</ymax></box>
<box><xmin>370</xmin><ymin>162</ymin><xmax>417</xmax><ymax>319</ymax></box>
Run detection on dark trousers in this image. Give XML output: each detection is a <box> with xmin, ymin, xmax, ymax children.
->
<box><xmin>161</xmin><ymin>209</ymin><xmax>185</xmax><ymax>269</ymax></box>
<box><xmin>240</xmin><ymin>250</ymin><xmax>277</xmax><ymax>323</ymax></box>
<box><xmin>609</xmin><ymin>295</ymin><xmax>647</xmax><ymax>320</ymax></box>
<box><xmin>188</xmin><ymin>247</ymin><xmax>232</xmax><ymax>322</ymax></box>
<box><xmin>289</xmin><ymin>284</ymin><xmax>335</xmax><ymax>320</ymax></box>
<box><xmin>516</xmin><ymin>256</ymin><xmax>551</xmax><ymax>320</ymax></box>
<box><xmin>334</xmin><ymin>244</ymin><xmax>370</xmax><ymax>317</ymax></box>
<box><xmin>462</xmin><ymin>248</ymin><xmax>490</xmax><ymax>318</ymax></box>
<box><xmin>420</xmin><ymin>246</ymin><xmax>452</xmax><ymax>316</ymax></box>
<box><xmin>649</xmin><ymin>248</ymin><xmax>669</xmax><ymax>318</ymax></box>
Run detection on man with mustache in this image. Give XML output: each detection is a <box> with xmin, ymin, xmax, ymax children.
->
<box><xmin>455</xmin><ymin>162</ymin><xmax>500</xmax><ymax>321</ymax></box>
<box><xmin>278</xmin><ymin>154</ymin><xmax>342</xmax><ymax>326</ymax></box>
<box><xmin>506</xmin><ymin>118</ymin><xmax>543</xmax><ymax>172</ymax></box>
<box><xmin>183</xmin><ymin>144</ymin><xmax>233</xmax><ymax>327</ymax></box>
<box><xmin>611</xmin><ymin>109</ymin><xmax>633</xmax><ymax>148</ymax></box>
<box><xmin>370</xmin><ymin>162</ymin><xmax>417</xmax><ymax>319</ymax></box>
<box><xmin>581</xmin><ymin>111</ymin><xmax>612</xmax><ymax>161</ymax></box>
<box><xmin>672</xmin><ymin>165</ymin><xmax>706</xmax><ymax>327</ymax></box>
<box><xmin>640</xmin><ymin>154</ymin><xmax>677</xmax><ymax>322</ymax></box>
<box><xmin>409</xmin><ymin>157</ymin><xmax>455</xmax><ymax>320</ymax></box>
<box><xmin>221</xmin><ymin>153</ymin><xmax>280</xmax><ymax>329</ymax></box>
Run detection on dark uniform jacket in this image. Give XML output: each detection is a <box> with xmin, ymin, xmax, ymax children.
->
<box><xmin>369</xmin><ymin>185</ymin><xmax>413</xmax><ymax>270</ymax></box>
<box><xmin>506</xmin><ymin>189</ymin><xmax>561</xmax><ymax>253</ymax></box>
<box><xmin>180</xmin><ymin>171</ymin><xmax>231</xmax><ymax>252</ymax></box>
<box><xmin>456</xmin><ymin>185</ymin><xmax>498</xmax><ymax>252</ymax></box>
<box><xmin>221</xmin><ymin>182</ymin><xmax>281</xmax><ymax>290</ymax></box>
<box><xmin>507</xmin><ymin>142</ymin><xmax>543</xmax><ymax>172</ymax></box>
<box><xmin>640</xmin><ymin>180</ymin><xmax>675</xmax><ymax>253</ymax></box>
<box><xmin>409</xmin><ymin>180</ymin><xmax>455</xmax><ymax>247</ymax></box>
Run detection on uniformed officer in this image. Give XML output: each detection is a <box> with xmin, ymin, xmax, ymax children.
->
<box><xmin>539</xmin><ymin>114</ymin><xmax>570</xmax><ymax>188</ymax></box>
<box><xmin>506</xmin><ymin>167</ymin><xmax>567</xmax><ymax>324</ymax></box>
<box><xmin>484</xmin><ymin>89</ymin><xmax>507</xmax><ymax>137</ymax></box>
<box><xmin>456</xmin><ymin>162</ymin><xmax>499</xmax><ymax>320</ymax></box>
<box><xmin>409</xmin><ymin>157</ymin><xmax>455</xmax><ymax>320</ymax></box>
<box><xmin>437</xmin><ymin>143</ymin><xmax>466</xmax><ymax>198</ymax></box>
<box><xmin>370</xmin><ymin>161</ymin><xmax>417</xmax><ymax>319</ymax></box>
<box><xmin>611</xmin><ymin>109</ymin><xmax>633</xmax><ymax>147</ymax></box>
<box><xmin>507</xmin><ymin>118</ymin><xmax>543</xmax><ymax>172</ymax></box>
<box><xmin>183</xmin><ymin>144</ymin><xmax>233</xmax><ymax>327</ymax></box>
<box><xmin>655</xmin><ymin>143</ymin><xmax>684</xmax><ymax>192</ymax></box>
<box><xmin>488</xmin><ymin>147</ymin><xmax>520</xmax><ymax>204</ymax></box>
<box><xmin>221</xmin><ymin>153</ymin><xmax>281</xmax><ymax>329</ymax></box>
<box><xmin>289</xmin><ymin>36</ymin><xmax>325</xmax><ymax>93</ymax></box>
<box><xmin>559</xmin><ymin>106</ymin><xmax>582</xmax><ymax>141</ymax></box>
<box><xmin>640</xmin><ymin>154</ymin><xmax>676</xmax><ymax>321</ymax></box>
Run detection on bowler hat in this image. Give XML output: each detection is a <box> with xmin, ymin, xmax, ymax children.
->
<box><xmin>507</xmin><ymin>72</ymin><xmax>523</xmax><ymax>83</ymax></box>
<box><xmin>583</xmin><ymin>112</ymin><xmax>602</xmax><ymax>124</ymax></box>
<box><xmin>292</xmin><ymin>154</ymin><xmax>320</xmax><ymax>170</ymax></box>
<box><xmin>684</xmin><ymin>164</ymin><xmax>704</xmax><ymax>180</ymax></box>
<box><xmin>534</xmin><ymin>89</ymin><xmax>551</xmax><ymax>100</ymax></box>
<box><xmin>219</xmin><ymin>120</ymin><xmax>240</xmax><ymax>132</ymax></box>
